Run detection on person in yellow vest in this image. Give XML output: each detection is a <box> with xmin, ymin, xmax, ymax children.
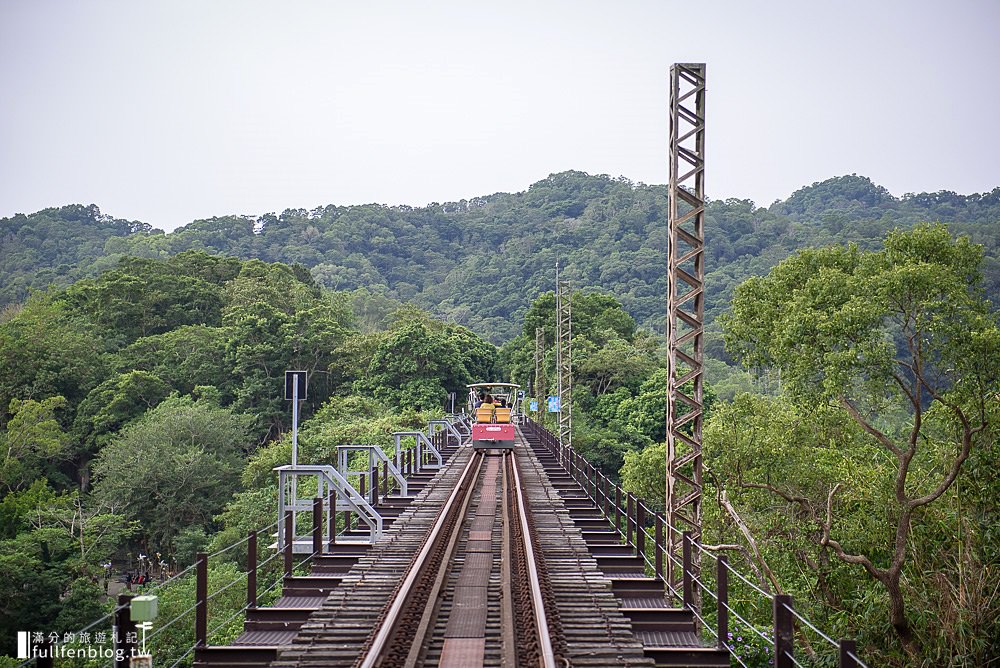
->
<box><xmin>476</xmin><ymin>395</ymin><xmax>496</xmax><ymax>423</ymax></box>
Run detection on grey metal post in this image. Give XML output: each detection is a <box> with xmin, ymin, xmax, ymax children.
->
<box><xmin>328</xmin><ymin>488</ymin><xmax>337</xmax><ymax>549</ymax></box>
<box><xmin>636</xmin><ymin>503</ymin><xmax>646</xmax><ymax>556</ymax></box>
<box><xmin>655</xmin><ymin>514</ymin><xmax>664</xmax><ymax>582</ymax></box>
<box><xmin>682</xmin><ymin>532</ymin><xmax>693</xmax><ymax>609</ymax></box>
<box><xmin>626</xmin><ymin>493</ymin><xmax>634</xmax><ymax>548</ymax></box>
<box><xmin>312</xmin><ymin>496</ymin><xmax>323</xmax><ymax>556</ymax></box>
<box><xmin>283</xmin><ymin>511</ymin><xmax>293</xmax><ymax>575</ymax></box>
<box><xmin>615</xmin><ymin>485</ymin><xmax>622</xmax><ymax>538</ymax></box>
<box><xmin>290</xmin><ymin>377</ymin><xmax>299</xmax><ymax>526</ymax></box>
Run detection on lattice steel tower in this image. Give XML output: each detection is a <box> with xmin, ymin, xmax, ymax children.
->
<box><xmin>555</xmin><ymin>268</ymin><xmax>573</xmax><ymax>448</ymax></box>
<box><xmin>666</xmin><ymin>63</ymin><xmax>706</xmax><ymax>586</ymax></box>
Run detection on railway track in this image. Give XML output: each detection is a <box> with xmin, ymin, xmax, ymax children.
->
<box><xmin>272</xmin><ymin>433</ymin><xmax>650</xmax><ymax>668</ymax></box>
<box><xmin>357</xmin><ymin>449</ymin><xmax>561</xmax><ymax>668</ymax></box>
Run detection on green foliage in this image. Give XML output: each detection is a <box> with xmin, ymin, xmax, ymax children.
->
<box><xmin>0</xmin><ymin>479</ymin><xmax>58</xmax><ymax>538</ymax></box>
<box><xmin>91</xmin><ymin>395</ymin><xmax>252</xmax><ymax>549</ymax></box>
<box><xmin>0</xmin><ymin>530</ymin><xmax>73</xmax><ymax>655</ymax></box>
<box><xmin>61</xmin><ymin>254</ymin><xmax>230</xmax><ymax>344</ymax></box>
<box><xmin>1</xmin><ymin>396</ymin><xmax>72</xmax><ymax>492</ymax></box>
<box><xmin>73</xmin><ymin>371</ymin><xmax>172</xmax><ymax>455</ymax></box>
<box><xmin>0</xmin><ymin>204</ymin><xmax>156</xmax><ymax>308</ymax></box>
<box><xmin>6</xmin><ymin>174</ymin><xmax>997</xmax><ymax>345</ymax></box>
<box><xmin>172</xmin><ymin>526</ymin><xmax>209</xmax><ymax>568</ymax></box>
<box><xmin>0</xmin><ymin>481</ymin><xmax>137</xmax><ymax>656</ymax></box>
<box><xmin>354</xmin><ymin>320</ymin><xmax>494</xmax><ymax>410</ymax></box>
<box><xmin>620</xmin><ymin>443</ymin><xmax>666</xmax><ymax>510</ymax></box>
<box><xmin>222</xmin><ymin>260</ymin><xmax>352</xmax><ymax>437</ymax></box>
<box><xmin>0</xmin><ymin>298</ymin><xmax>107</xmax><ymax>423</ymax></box>
<box><xmin>718</xmin><ymin>225</ymin><xmax>1000</xmax><ymax>663</ymax></box>
<box><xmin>53</xmin><ymin>577</ymin><xmax>105</xmax><ymax>635</ymax></box>
<box><xmin>114</xmin><ymin>325</ymin><xmax>231</xmax><ymax>397</ymax></box>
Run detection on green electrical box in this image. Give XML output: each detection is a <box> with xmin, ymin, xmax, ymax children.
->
<box><xmin>130</xmin><ymin>595</ymin><xmax>158</xmax><ymax>622</ymax></box>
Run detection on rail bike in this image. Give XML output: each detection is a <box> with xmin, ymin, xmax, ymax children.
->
<box><xmin>467</xmin><ymin>382</ymin><xmax>522</xmax><ymax>450</ymax></box>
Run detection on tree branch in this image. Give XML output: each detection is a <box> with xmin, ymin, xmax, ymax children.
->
<box><xmin>710</xmin><ymin>468</ymin><xmax>783</xmax><ymax>595</ymax></box>
<box><xmin>889</xmin><ymin>369</ymin><xmax>919</xmax><ymax>412</ymax></box>
<box><xmin>819</xmin><ymin>483</ymin><xmax>883</xmax><ymax>580</ymax></box>
<box><xmin>839</xmin><ymin>396</ymin><xmax>903</xmax><ymax>457</ymax></box>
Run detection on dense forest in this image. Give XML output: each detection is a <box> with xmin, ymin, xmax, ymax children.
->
<box><xmin>3</xmin><ymin>172</ymin><xmax>999</xmax><ymax>343</ymax></box>
<box><xmin>0</xmin><ymin>173</ymin><xmax>997</xmax><ymax>666</ymax></box>
<box><xmin>0</xmin><ymin>251</ymin><xmax>499</xmax><ymax>662</ymax></box>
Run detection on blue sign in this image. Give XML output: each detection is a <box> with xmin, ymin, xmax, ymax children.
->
<box><xmin>547</xmin><ymin>395</ymin><xmax>561</xmax><ymax>412</ymax></box>
<box><xmin>530</xmin><ymin>400</ymin><xmax>538</xmax><ymax>412</ymax></box>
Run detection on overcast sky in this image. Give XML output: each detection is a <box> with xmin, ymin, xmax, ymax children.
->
<box><xmin>1</xmin><ymin>0</ymin><xmax>998</xmax><ymax>232</ymax></box>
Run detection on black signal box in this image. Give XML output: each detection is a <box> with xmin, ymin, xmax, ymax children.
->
<box><xmin>285</xmin><ymin>370</ymin><xmax>308</xmax><ymax>400</ymax></box>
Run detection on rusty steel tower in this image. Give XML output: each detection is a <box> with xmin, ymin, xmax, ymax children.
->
<box><xmin>666</xmin><ymin>63</ymin><xmax>706</xmax><ymax>587</ymax></box>
<box><xmin>555</xmin><ymin>266</ymin><xmax>573</xmax><ymax>449</ymax></box>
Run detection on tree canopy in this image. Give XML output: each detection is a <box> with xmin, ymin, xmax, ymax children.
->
<box><xmin>719</xmin><ymin>224</ymin><xmax>1000</xmax><ymax>659</ymax></box>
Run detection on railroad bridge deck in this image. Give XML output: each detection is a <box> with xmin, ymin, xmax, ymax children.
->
<box><xmin>194</xmin><ymin>422</ymin><xmax>727</xmax><ymax>668</ymax></box>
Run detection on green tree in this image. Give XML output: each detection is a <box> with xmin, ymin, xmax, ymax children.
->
<box><xmin>222</xmin><ymin>261</ymin><xmax>351</xmax><ymax>439</ymax></box>
<box><xmin>620</xmin><ymin>442</ymin><xmax>666</xmax><ymax>511</ymax></box>
<box><xmin>61</xmin><ymin>255</ymin><xmax>228</xmax><ymax>343</ymax></box>
<box><xmin>91</xmin><ymin>395</ymin><xmax>252</xmax><ymax>549</ymax></box>
<box><xmin>354</xmin><ymin>320</ymin><xmax>470</xmax><ymax>410</ymax></box>
<box><xmin>0</xmin><ymin>298</ymin><xmax>106</xmax><ymax>424</ymax></box>
<box><xmin>114</xmin><ymin>325</ymin><xmax>231</xmax><ymax>397</ymax></box>
<box><xmin>574</xmin><ymin>335</ymin><xmax>657</xmax><ymax>397</ymax></box>
<box><xmin>1</xmin><ymin>396</ymin><xmax>71</xmax><ymax>492</ymax></box>
<box><xmin>721</xmin><ymin>224</ymin><xmax>1000</xmax><ymax>654</ymax></box>
<box><xmin>0</xmin><ymin>479</ymin><xmax>58</xmax><ymax>538</ymax></box>
<box><xmin>0</xmin><ymin>528</ymin><xmax>74</xmax><ymax>655</ymax></box>
<box><xmin>72</xmin><ymin>371</ymin><xmax>172</xmax><ymax>486</ymax></box>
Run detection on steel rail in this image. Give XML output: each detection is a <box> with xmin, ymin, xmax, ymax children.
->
<box><xmin>509</xmin><ymin>450</ymin><xmax>558</xmax><ymax>668</ymax></box>
<box><xmin>499</xmin><ymin>453</ymin><xmax>518</xmax><ymax>668</ymax></box>
<box><xmin>357</xmin><ymin>450</ymin><xmax>485</xmax><ymax>668</ymax></box>
<box><xmin>399</xmin><ymin>453</ymin><xmax>484</xmax><ymax>667</ymax></box>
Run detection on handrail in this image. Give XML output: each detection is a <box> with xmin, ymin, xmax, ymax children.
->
<box><xmin>446</xmin><ymin>413</ymin><xmax>472</xmax><ymax>435</ymax></box>
<box><xmin>336</xmin><ymin>444</ymin><xmax>408</xmax><ymax>498</ymax></box>
<box><xmin>394</xmin><ymin>430</ymin><xmax>443</xmax><ymax>469</ymax></box>
<box><xmin>427</xmin><ymin>418</ymin><xmax>464</xmax><ymax>445</ymax></box>
<box><xmin>276</xmin><ymin>464</ymin><xmax>383</xmax><ymax>545</ymax></box>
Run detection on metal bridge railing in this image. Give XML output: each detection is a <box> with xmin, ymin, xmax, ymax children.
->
<box><xmin>16</xmin><ymin>419</ymin><xmax>461</xmax><ymax>668</ymax></box>
<box><xmin>393</xmin><ymin>430</ymin><xmax>443</xmax><ymax>470</ymax></box>
<box><xmin>337</xmin><ymin>444</ymin><xmax>409</xmax><ymax>501</ymax></box>
<box><xmin>522</xmin><ymin>417</ymin><xmax>870</xmax><ymax>668</ymax></box>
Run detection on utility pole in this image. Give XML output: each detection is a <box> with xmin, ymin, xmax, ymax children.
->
<box><xmin>666</xmin><ymin>63</ymin><xmax>706</xmax><ymax>591</ymax></box>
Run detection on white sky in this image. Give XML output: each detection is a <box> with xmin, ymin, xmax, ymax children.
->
<box><xmin>1</xmin><ymin>0</ymin><xmax>998</xmax><ymax>232</ymax></box>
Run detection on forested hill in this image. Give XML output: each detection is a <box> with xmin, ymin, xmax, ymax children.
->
<box><xmin>3</xmin><ymin>173</ymin><xmax>998</xmax><ymax>341</ymax></box>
